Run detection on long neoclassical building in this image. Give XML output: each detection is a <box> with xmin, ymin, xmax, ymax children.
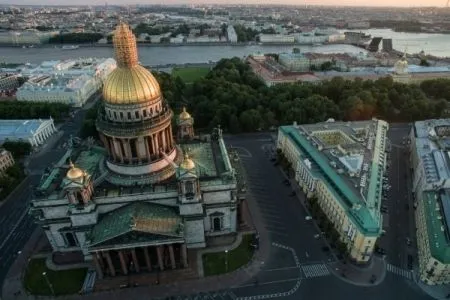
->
<box><xmin>30</xmin><ymin>23</ymin><xmax>238</xmax><ymax>278</ymax></box>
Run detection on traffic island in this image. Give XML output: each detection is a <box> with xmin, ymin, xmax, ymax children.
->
<box><xmin>23</xmin><ymin>258</ymin><xmax>87</xmax><ymax>296</ymax></box>
<box><xmin>202</xmin><ymin>234</ymin><xmax>256</xmax><ymax>276</ymax></box>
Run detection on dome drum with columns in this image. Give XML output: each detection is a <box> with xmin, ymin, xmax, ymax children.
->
<box><xmin>30</xmin><ymin>22</ymin><xmax>239</xmax><ymax>280</ymax></box>
<box><xmin>97</xmin><ymin>22</ymin><xmax>179</xmax><ymax>184</ymax></box>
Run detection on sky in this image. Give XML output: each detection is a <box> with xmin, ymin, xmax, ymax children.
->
<box><xmin>1</xmin><ymin>0</ymin><xmax>448</xmax><ymax>7</ymax></box>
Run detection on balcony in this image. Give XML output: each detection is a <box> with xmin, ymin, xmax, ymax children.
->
<box><xmin>96</xmin><ymin>108</ymin><xmax>173</xmax><ymax>137</ymax></box>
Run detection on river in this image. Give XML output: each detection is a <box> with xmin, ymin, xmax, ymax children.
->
<box><xmin>0</xmin><ymin>28</ymin><xmax>449</xmax><ymax>65</ymax></box>
<box><xmin>0</xmin><ymin>44</ymin><xmax>364</xmax><ymax>66</ymax></box>
<box><xmin>358</xmin><ymin>28</ymin><xmax>450</xmax><ymax>57</ymax></box>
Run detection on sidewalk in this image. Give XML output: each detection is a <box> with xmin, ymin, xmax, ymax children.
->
<box><xmin>329</xmin><ymin>256</ymin><xmax>387</xmax><ymax>287</ymax></box>
<box><xmin>414</xmin><ymin>276</ymin><xmax>450</xmax><ymax>300</ymax></box>
<box><xmin>2</xmin><ymin>228</ymin><xmax>44</xmax><ymax>300</ymax></box>
<box><xmin>279</xmin><ymin>166</ymin><xmax>387</xmax><ymax>286</ymax></box>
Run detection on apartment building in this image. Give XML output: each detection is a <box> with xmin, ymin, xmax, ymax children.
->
<box><xmin>410</xmin><ymin>119</ymin><xmax>450</xmax><ymax>285</ymax></box>
<box><xmin>277</xmin><ymin>119</ymin><xmax>388</xmax><ymax>263</ymax></box>
<box><xmin>0</xmin><ymin>149</ymin><xmax>14</xmax><ymax>174</ymax></box>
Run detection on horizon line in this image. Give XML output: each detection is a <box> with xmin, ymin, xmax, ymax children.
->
<box><xmin>0</xmin><ymin>3</ymin><xmax>449</xmax><ymax>8</ymax></box>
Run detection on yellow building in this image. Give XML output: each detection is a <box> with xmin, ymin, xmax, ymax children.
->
<box><xmin>0</xmin><ymin>149</ymin><xmax>14</xmax><ymax>174</ymax></box>
<box><xmin>278</xmin><ymin>119</ymin><xmax>388</xmax><ymax>263</ymax></box>
<box><xmin>410</xmin><ymin>119</ymin><xmax>450</xmax><ymax>285</ymax></box>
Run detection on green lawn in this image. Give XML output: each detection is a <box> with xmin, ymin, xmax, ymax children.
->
<box><xmin>172</xmin><ymin>67</ymin><xmax>210</xmax><ymax>83</ymax></box>
<box><xmin>203</xmin><ymin>234</ymin><xmax>255</xmax><ymax>276</ymax></box>
<box><xmin>24</xmin><ymin>258</ymin><xmax>87</xmax><ymax>296</ymax></box>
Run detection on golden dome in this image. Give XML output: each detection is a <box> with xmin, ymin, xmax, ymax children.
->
<box><xmin>102</xmin><ymin>21</ymin><xmax>162</xmax><ymax>105</ymax></box>
<box><xmin>103</xmin><ymin>66</ymin><xmax>162</xmax><ymax>104</ymax></box>
<box><xmin>67</xmin><ymin>162</ymin><xmax>84</xmax><ymax>180</ymax></box>
<box><xmin>179</xmin><ymin>107</ymin><xmax>191</xmax><ymax>120</ymax></box>
<box><xmin>180</xmin><ymin>153</ymin><xmax>195</xmax><ymax>170</ymax></box>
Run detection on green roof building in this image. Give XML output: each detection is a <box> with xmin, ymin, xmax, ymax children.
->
<box><xmin>277</xmin><ymin>119</ymin><xmax>388</xmax><ymax>263</ymax></box>
<box><xmin>411</xmin><ymin>119</ymin><xmax>450</xmax><ymax>285</ymax></box>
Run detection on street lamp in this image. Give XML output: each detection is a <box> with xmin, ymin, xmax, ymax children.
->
<box><xmin>42</xmin><ymin>272</ymin><xmax>55</xmax><ymax>296</ymax></box>
<box><xmin>225</xmin><ymin>250</ymin><xmax>229</xmax><ymax>272</ymax></box>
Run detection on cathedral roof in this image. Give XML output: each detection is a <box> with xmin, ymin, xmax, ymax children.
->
<box><xmin>88</xmin><ymin>202</ymin><xmax>183</xmax><ymax>247</ymax></box>
<box><xmin>102</xmin><ymin>65</ymin><xmax>162</xmax><ymax>104</ymax></box>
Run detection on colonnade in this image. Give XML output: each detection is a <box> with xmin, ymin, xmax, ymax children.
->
<box><xmin>91</xmin><ymin>243</ymin><xmax>188</xmax><ymax>279</ymax></box>
<box><xmin>100</xmin><ymin>126</ymin><xmax>174</xmax><ymax>164</ymax></box>
<box><xmin>30</xmin><ymin>122</ymin><xmax>57</xmax><ymax>147</ymax></box>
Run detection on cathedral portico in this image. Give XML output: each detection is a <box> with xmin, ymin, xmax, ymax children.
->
<box><xmin>90</xmin><ymin>243</ymin><xmax>188</xmax><ymax>279</ymax></box>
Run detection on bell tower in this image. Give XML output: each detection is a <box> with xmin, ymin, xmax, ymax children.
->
<box><xmin>177</xmin><ymin>107</ymin><xmax>195</xmax><ymax>141</ymax></box>
<box><xmin>63</xmin><ymin>162</ymin><xmax>94</xmax><ymax>208</ymax></box>
<box><xmin>177</xmin><ymin>153</ymin><xmax>200</xmax><ymax>203</ymax></box>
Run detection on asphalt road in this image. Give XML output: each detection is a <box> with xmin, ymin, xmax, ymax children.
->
<box><xmin>378</xmin><ymin>124</ymin><xmax>417</xmax><ymax>271</ymax></box>
<box><xmin>0</xmin><ymin>100</ymin><xmax>91</xmax><ymax>291</ymax></box>
<box><xmin>222</xmin><ymin>130</ymin><xmax>431</xmax><ymax>300</ymax></box>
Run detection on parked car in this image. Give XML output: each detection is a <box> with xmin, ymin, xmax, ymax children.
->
<box><xmin>375</xmin><ymin>246</ymin><xmax>387</xmax><ymax>255</ymax></box>
<box><xmin>407</xmin><ymin>255</ymin><xmax>413</xmax><ymax>270</ymax></box>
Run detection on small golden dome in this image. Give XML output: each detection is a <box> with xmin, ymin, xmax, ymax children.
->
<box><xmin>67</xmin><ymin>162</ymin><xmax>84</xmax><ymax>180</ymax></box>
<box><xmin>103</xmin><ymin>66</ymin><xmax>162</xmax><ymax>104</ymax></box>
<box><xmin>179</xmin><ymin>107</ymin><xmax>191</xmax><ymax>120</ymax></box>
<box><xmin>180</xmin><ymin>153</ymin><xmax>195</xmax><ymax>170</ymax></box>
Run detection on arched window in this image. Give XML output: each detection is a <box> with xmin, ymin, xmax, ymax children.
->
<box><xmin>185</xmin><ymin>181</ymin><xmax>195</xmax><ymax>199</ymax></box>
<box><xmin>65</xmin><ymin>232</ymin><xmax>77</xmax><ymax>247</ymax></box>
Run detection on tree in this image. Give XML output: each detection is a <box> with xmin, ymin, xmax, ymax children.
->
<box><xmin>48</xmin><ymin>33</ymin><xmax>103</xmax><ymax>44</ymax></box>
<box><xmin>155</xmin><ymin>57</ymin><xmax>449</xmax><ymax>134</ymax></box>
<box><xmin>2</xmin><ymin>141</ymin><xmax>31</xmax><ymax>159</ymax></box>
<box><xmin>239</xmin><ymin>109</ymin><xmax>263</xmax><ymax>131</ymax></box>
<box><xmin>0</xmin><ymin>102</ymin><xmax>70</xmax><ymax>121</ymax></box>
<box><xmin>420</xmin><ymin>58</ymin><xmax>430</xmax><ymax>67</ymax></box>
<box><xmin>320</xmin><ymin>61</ymin><xmax>334</xmax><ymax>71</ymax></box>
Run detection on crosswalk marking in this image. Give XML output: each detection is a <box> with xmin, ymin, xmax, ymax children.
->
<box><xmin>387</xmin><ymin>264</ymin><xmax>413</xmax><ymax>280</ymax></box>
<box><xmin>301</xmin><ymin>263</ymin><xmax>330</xmax><ymax>278</ymax></box>
<box><xmin>170</xmin><ymin>291</ymin><xmax>237</xmax><ymax>300</ymax></box>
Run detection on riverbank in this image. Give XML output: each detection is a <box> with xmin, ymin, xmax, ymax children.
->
<box><xmin>0</xmin><ymin>41</ymin><xmax>329</xmax><ymax>48</ymax></box>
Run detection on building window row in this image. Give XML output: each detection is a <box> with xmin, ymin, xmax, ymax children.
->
<box><xmin>107</xmin><ymin>102</ymin><xmax>162</xmax><ymax>122</ymax></box>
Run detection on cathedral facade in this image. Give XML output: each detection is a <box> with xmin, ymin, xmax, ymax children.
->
<box><xmin>30</xmin><ymin>23</ymin><xmax>238</xmax><ymax>278</ymax></box>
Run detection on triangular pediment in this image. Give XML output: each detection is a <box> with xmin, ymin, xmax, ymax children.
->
<box><xmin>88</xmin><ymin>202</ymin><xmax>183</xmax><ymax>248</ymax></box>
<box><xmin>89</xmin><ymin>230</ymin><xmax>182</xmax><ymax>248</ymax></box>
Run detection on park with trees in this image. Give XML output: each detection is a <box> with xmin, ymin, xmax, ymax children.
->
<box><xmin>0</xmin><ymin>102</ymin><xmax>70</xmax><ymax>122</ymax></box>
<box><xmin>161</xmin><ymin>57</ymin><xmax>449</xmax><ymax>133</ymax></box>
<box><xmin>82</xmin><ymin>57</ymin><xmax>450</xmax><ymax>138</ymax></box>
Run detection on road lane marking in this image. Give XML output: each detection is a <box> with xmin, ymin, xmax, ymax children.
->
<box><xmin>264</xmin><ymin>219</ymin><xmax>285</xmax><ymax>225</ymax></box>
<box><xmin>231</xmin><ymin>146</ymin><xmax>253</xmax><ymax>158</ymax></box>
<box><xmin>237</xmin><ymin>277</ymin><xmax>300</xmax><ymax>288</ymax></box>
<box><xmin>0</xmin><ymin>209</ymin><xmax>28</xmax><ymax>252</ymax></box>
<box><xmin>263</xmin><ymin>266</ymin><xmax>299</xmax><ymax>272</ymax></box>
<box><xmin>265</xmin><ymin>225</ymin><xmax>287</xmax><ymax>231</ymax></box>
<box><xmin>257</xmin><ymin>201</ymin><xmax>278</xmax><ymax>208</ymax></box>
<box><xmin>266</xmin><ymin>230</ymin><xmax>289</xmax><ymax>237</ymax></box>
<box><xmin>263</xmin><ymin>215</ymin><xmax>282</xmax><ymax>220</ymax></box>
